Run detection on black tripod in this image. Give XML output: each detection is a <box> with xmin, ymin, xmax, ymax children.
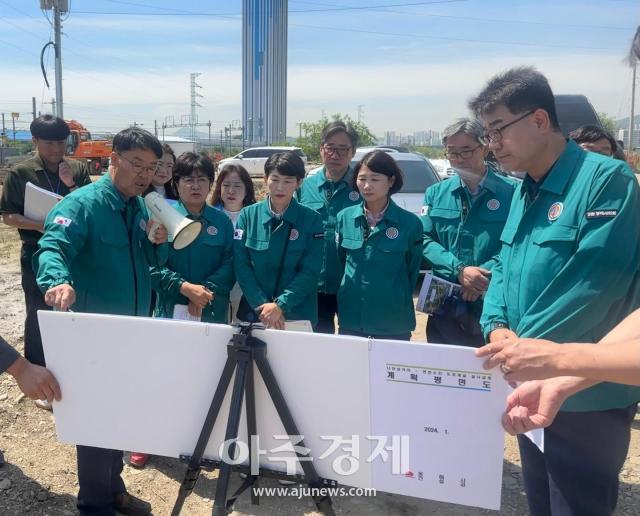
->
<box><xmin>171</xmin><ymin>324</ymin><xmax>336</xmax><ymax>516</ymax></box>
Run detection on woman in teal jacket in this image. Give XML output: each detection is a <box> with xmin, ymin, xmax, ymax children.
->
<box><xmin>151</xmin><ymin>152</ymin><xmax>234</xmax><ymax>323</ymax></box>
<box><xmin>336</xmin><ymin>150</ymin><xmax>422</xmax><ymax>340</ymax></box>
<box><xmin>234</xmin><ymin>151</ymin><xmax>323</xmax><ymax>329</ymax></box>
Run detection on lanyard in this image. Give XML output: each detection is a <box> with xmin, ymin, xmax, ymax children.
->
<box><xmin>42</xmin><ymin>169</ymin><xmax>61</xmax><ymax>195</ymax></box>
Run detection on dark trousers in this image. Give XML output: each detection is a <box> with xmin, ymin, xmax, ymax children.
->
<box><xmin>316</xmin><ymin>293</ymin><xmax>338</xmax><ymax>334</ymax></box>
<box><xmin>76</xmin><ymin>445</ymin><xmax>126</xmax><ymax>516</ymax></box>
<box><xmin>426</xmin><ymin>311</ymin><xmax>484</xmax><ymax>348</ymax></box>
<box><xmin>517</xmin><ymin>404</ymin><xmax>637</xmax><ymax>516</ymax></box>
<box><xmin>20</xmin><ymin>243</ymin><xmax>50</xmax><ymax>366</ymax></box>
<box><xmin>339</xmin><ymin>328</ymin><xmax>411</xmax><ymax>341</ymax></box>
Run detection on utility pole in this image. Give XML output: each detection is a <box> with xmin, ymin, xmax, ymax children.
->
<box><xmin>190</xmin><ymin>73</ymin><xmax>203</xmax><ymax>144</ymax></box>
<box><xmin>207</xmin><ymin>121</ymin><xmax>212</xmax><ymax>151</ymax></box>
<box><xmin>154</xmin><ymin>120</ymin><xmax>158</xmax><ymax>137</ymax></box>
<box><xmin>32</xmin><ymin>97</ymin><xmax>37</xmax><ymax>121</ymax></box>
<box><xmin>41</xmin><ymin>0</ymin><xmax>68</xmax><ymax>118</ymax></box>
<box><xmin>630</xmin><ymin>61</ymin><xmax>637</xmax><ymax>152</ymax></box>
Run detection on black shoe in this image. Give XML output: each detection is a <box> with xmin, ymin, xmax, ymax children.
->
<box><xmin>113</xmin><ymin>493</ymin><xmax>152</xmax><ymax>515</ymax></box>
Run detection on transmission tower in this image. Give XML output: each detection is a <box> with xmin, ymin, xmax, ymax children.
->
<box><xmin>190</xmin><ymin>73</ymin><xmax>203</xmax><ymax>142</ymax></box>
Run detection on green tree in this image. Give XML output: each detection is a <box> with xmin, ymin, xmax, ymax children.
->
<box><xmin>597</xmin><ymin>111</ymin><xmax>618</xmax><ymax>136</ymax></box>
<box><xmin>295</xmin><ymin>114</ymin><xmax>376</xmax><ymax>162</ymax></box>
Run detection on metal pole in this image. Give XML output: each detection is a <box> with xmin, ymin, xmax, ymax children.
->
<box><xmin>12</xmin><ymin>116</ymin><xmax>16</xmax><ymax>141</ymax></box>
<box><xmin>208</xmin><ymin>121</ymin><xmax>211</xmax><ymax>151</ymax></box>
<box><xmin>32</xmin><ymin>97</ymin><xmax>37</xmax><ymax>121</ymax></box>
<box><xmin>53</xmin><ymin>0</ymin><xmax>64</xmax><ymax>119</ymax></box>
<box><xmin>154</xmin><ymin>120</ymin><xmax>158</xmax><ymax>137</ymax></box>
<box><xmin>630</xmin><ymin>61</ymin><xmax>637</xmax><ymax>152</ymax></box>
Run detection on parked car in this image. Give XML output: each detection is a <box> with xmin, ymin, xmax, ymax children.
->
<box><xmin>429</xmin><ymin>158</ymin><xmax>454</xmax><ymax>180</ymax></box>
<box><xmin>218</xmin><ymin>146</ymin><xmax>307</xmax><ymax>177</ymax></box>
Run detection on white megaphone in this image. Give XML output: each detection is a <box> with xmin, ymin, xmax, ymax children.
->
<box><xmin>144</xmin><ymin>192</ymin><xmax>202</xmax><ymax>250</ymax></box>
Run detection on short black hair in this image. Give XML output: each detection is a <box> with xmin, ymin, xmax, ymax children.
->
<box><xmin>172</xmin><ymin>152</ymin><xmax>215</xmax><ymax>186</ymax></box>
<box><xmin>352</xmin><ymin>150</ymin><xmax>403</xmax><ymax>195</ymax></box>
<box><xmin>569</xmin><ymin>125</ymin><xmax>617</xmax><ymax>153</ymax></box>
<box><xmin>264</xmin><ymin>151</ymin><xmax>306</xmax><ymax>180</ymax></box>
<box><xmin>112</xmin><ymin>127</ymin><xmax>163</xmax><ymax>158</ymax></box>
<box><xmin>468</xmin><ymin>66</ymin><xmax>560</xmax><ymax>130</ymax></box>
<box><xmin>321</xmin><ymin>121</ymin><xmax>359</xmax><ymax>149</ymax></box>
<box><xmin>30</xmin><ymin>115</ymin><xmax>70</xmax><ymax>140</ymax></box>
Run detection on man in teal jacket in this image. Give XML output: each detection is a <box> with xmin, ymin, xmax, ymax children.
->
<box><xmin>35</xmin><ymin>127</ymin><xmax>168</xmax><ymax>516</ymax></box>
<box><xmin>422</xmin><ymin>118</ymin><xmax>515</xmax><ymax>347</ymax></box>
<box><xmin>470</xmin><ymin>66</ymin><xmax>640</xmax><ymax>516</ymax></box>
<box><xmin>298</xmin><ymin>121</ymin><xmax>361</xmax><ymax>333</ymax></box>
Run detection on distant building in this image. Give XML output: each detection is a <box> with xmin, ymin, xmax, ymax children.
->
<box><xmin>618</xmin><ymin>126</ymin><xmax>640</xmax><ymax>152</ymax></box>
<box><xmin>242</xmin><ymin>0</ymin><xmax>288</xmax><ymax>145</ymax></box>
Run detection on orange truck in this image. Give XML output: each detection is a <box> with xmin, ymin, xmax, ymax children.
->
<box><xmin>65</xmin><ymin>120</ymin><xmax>112</xmax><ymax>173</ymax></box>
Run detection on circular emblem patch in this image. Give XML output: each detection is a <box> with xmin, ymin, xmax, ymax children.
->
<box><xmin>207</xmin><ymin>225</ymin><xmax>218</xmax><ymax>236</ymax></box>
<box><xmin>289</xmin><ymin>228</ymin><xmax>299</xmax><ymax>241</ymax></box>
<box><xmin>486</xmin><ymin>199</ymin><xmax>500</xmax><ymax>211</ymax></box>
<box><xmin>548</xmin><ymin>202</ymin><xmax>563</xmax><ymax>221</ymax></box>
<box><xmin>385</xmin><ymin>227</ymin><xmax>399</xmax><ymax>239</ymax></box>
<box><xmin>349</xmin><ymin>191</ymin><xmax>360</xmax><ymax>201</ymax></box>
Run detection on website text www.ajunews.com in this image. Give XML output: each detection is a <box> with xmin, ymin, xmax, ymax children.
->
<box><xmin>252</xmin><ymin>485</ymin><xmax>377</xmax><ymax>499</ymax></box>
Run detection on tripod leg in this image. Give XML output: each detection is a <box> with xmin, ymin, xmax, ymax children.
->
<box><xmin>212</xmin><ymin>350</ymin><xmax>251</xmax><ymax>516</ymax></box>
<box><xmin>254</xmin><ymin>351</ymin><xmax>336</xmax><ymax>516</ymax></box>
<box><xmin>245</xmin><ymin>356</ymin><xmax>260</xmax><ymax>505</ymax></box>
<box><xmin>171</xmin><ymin>356</ymin><xmax>236</xmax><ymax>516</ymax></box>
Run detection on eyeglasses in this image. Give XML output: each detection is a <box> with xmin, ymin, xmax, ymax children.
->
<box><xmin>479</xmin><ymin>110</ymin><xmax>535</xmax><ymax>145</ymax></box>
<box><xmin>117</xmin><ymin>153</ymin><xmax>159</xmax><ymax>175</ymax></box>
<box><xmin>444</xmin><ymin>145</ymin><xmax>483</xmax><ymax>160</ymax></box>
<box><xmin>180</xmin><ymin>176</ymin><xmax>211</xmax><ymax>187</ymax></box>
<box><xmin>322</xmin><ymin>144</ymin><xmax>352</xmax><ymax>157</ymax></box>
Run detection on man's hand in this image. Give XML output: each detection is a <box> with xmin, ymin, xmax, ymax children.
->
<box><xmin>146</xmin><ymin>221</ymin><xmax>168</xmax><ymax>245</ymax></box>
<box><xmin>44</xmin><ymin>284</ymin><xmax>76</xmax><ymax>311</ymax></box>
<box><xmin>187</xmin><ymin>301</ymin><xmax>203</xmax><ymax>318</ymax></box>
<box><xmin>502</xmin><ymin>379</ymin><xmax>570</xmax><ymax>435</ymax></box>
<box><xmin>458</xmin><ymin>266</ymin><xmax>491</xmax><ymax>291</ymax></box>
<box><xmin>476</xmin><ymin>337</ymin><xmax>565</xmax><ymax>381</ymax></box>
<box><xmin>180</xmin><ymin>282</ymin><xmax>213</xmax><ymax>309</ymax></box>
<box><xmin>258</xmin><ymin>302</ymin><xmax>285</xmax><ymax>330</ymax></box>
<box><xmin>461</xmin><ymin>285</ymin><xmax>481</xmax><ymax>302</ymax></box>
<box><xmin>488</xmin><ymin>327</ymin><xmax>517</xmax><ymax>343</ymax></box>
<box><xmin>6</xmin><ymin>357</ymin><xmax>61</xmax><ymax>403</ymax></box>
<box><xmin>58</xmin><ymin>161</ymin><xmax>76</xmax><ymax>189</ymax></box>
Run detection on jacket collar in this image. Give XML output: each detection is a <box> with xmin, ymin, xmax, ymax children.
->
<box><xmin>259</xmin><ymin>196</ymin><xmax>301</xmax><ymax>226</ymax></box>
<box><xmin>355</xmin><ymin>198</ymin><xmax>402</xmax><ymax>224</ymax></box>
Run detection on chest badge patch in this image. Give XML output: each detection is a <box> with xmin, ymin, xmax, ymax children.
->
<box><xmin>207</xmin><ymin>225</ymin><xmax>218</xmax><ymax>236</ymax></box>
<box><xmin>349</xmin><ymin>191</ymin><xmax>360</xmax><ymax>202</ymax></box>
<box><xmin>289</xmin><ymin>228</ymin><xmax>299</xmax><ymax>241</ymax></box>
<box><xmin>420</xmin><ymin>206</ymin><xmax>429</xmax><ymax>216</ymax></box>
<box><xmin>548</xmin><ymin>202</ymin><xmax>563</xmax><ymax>222</ymax></box>
<box><xmin>486</xmin><ymin>199</ymin><xmax>500</xmax><ymax>211</ymax></box>
<box><xmin>233</xmin><ymin>229</ymin><xmax>244</xmax><ymax>240</ymax></box>
<box><xmin>385</xmin><ymin>227</ymin><xmax>399</xmax><ymax>239</ymax></box>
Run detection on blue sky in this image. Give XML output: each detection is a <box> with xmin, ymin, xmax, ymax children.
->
<box><xmin>1</xmin><ymin>0</ymin><xmax>638</xmax><ymax>138</ymax></box>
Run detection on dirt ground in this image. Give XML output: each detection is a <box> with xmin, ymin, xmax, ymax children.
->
<box><xmin>0</xmin><ymin>219</ymin><xmax>639</xmax><ymax>515</ymax></box>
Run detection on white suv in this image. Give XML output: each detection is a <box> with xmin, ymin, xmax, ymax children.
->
<box><xmin>218</xmin><ymin>146</ymin><xmax>307</xmax><ymax>177</ymax></box>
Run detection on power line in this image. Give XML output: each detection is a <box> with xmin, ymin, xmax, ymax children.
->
<box><xmin>290</xmin><ymin>23</ymin><xmax>619</xmax><ymax>51</ymax></box>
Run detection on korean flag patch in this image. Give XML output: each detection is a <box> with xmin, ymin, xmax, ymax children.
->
<box><xmin>420</xmin><ymin>206</ymin><xmax>429</xmax><ymax>216</ymax></box>
<box><xmin>233</xmin><ymin>228</ymin><xmax>244</xmax><ymax>240</ymax></box>
<box><xmin>53</xmin><ymin>216</ymin><xmax>72</xmax><ymax>227</ymax></box>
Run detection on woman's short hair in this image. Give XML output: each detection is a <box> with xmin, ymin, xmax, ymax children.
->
<box><xmin>210</xmin><ymin>164</ymin><xmax>256</xmax><ymax>207</ymax></box>
<box><xmin>352</xmin><ymin>150</ymin><xmax>403</xmax><ymax>195</ymax></box>
<box><xmin>264</xmin><ymin>151</ymin><xmax>306</xmax><ymax>180</ymax></box>
<box><xmin>172</xmin><ymin>152</ymin><xmax>215</xmax><ymax>192</ymax></box>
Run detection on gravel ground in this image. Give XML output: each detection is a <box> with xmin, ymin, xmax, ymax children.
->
<box><xmin>0</xmin><ymin>220</ymin><xmax>638</xmax><ymax>515</ymax></box>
